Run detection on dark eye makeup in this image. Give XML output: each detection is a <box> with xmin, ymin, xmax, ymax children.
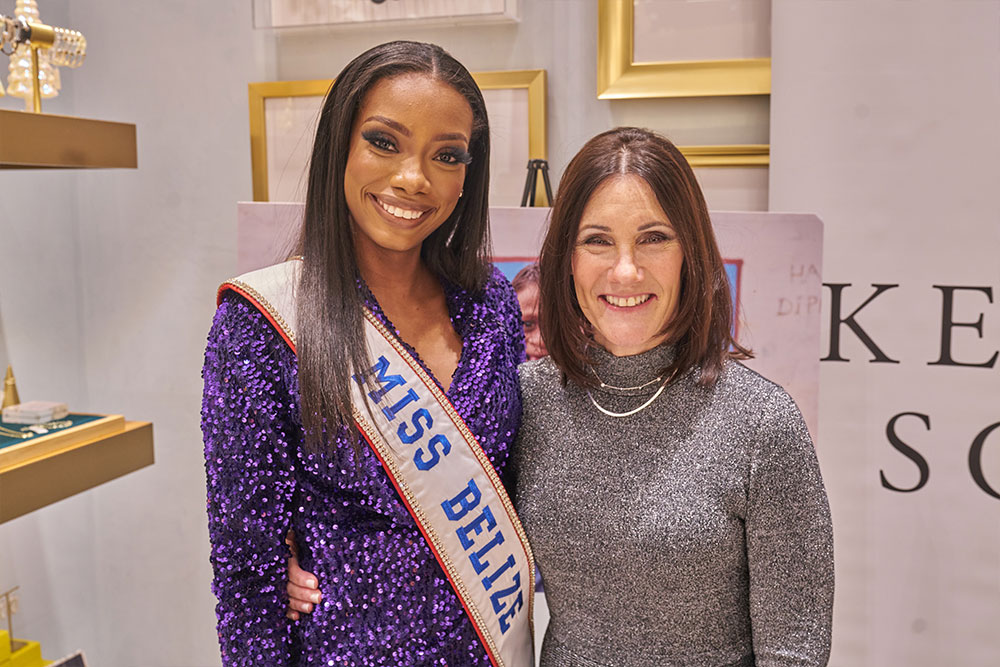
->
<box><xmin>361</xmin><ymin>129</ymin><xmax>471</xmax><ymax>166</ymax></box>
<box><xmin>436</xmin><ymin>148</ymin><xmax>473</xmax><ymax>166</ymax></box>
<box><xmin>362</xmin><ymin>129</ymin><xmax>396</xmax><ymax>152</ymax></box>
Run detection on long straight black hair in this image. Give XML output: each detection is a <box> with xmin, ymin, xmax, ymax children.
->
<box><xmin>296</xmin><ymin>41</ymin><xmax>492</xmax><ymax>451</ymax></box>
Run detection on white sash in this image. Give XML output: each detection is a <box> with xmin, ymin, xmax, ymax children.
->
<box><xmin>219</xmin><ymin>260</ymin><xmax>535</xmax><ymax>667</ymax></box>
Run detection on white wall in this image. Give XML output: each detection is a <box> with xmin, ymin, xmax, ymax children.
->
<box><xmin>771</xmin><ymin>1</ymin><xmax>1000</xmax><ymax>665</ymax></box>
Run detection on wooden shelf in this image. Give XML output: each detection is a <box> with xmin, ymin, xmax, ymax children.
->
<box><xmin>0</xmin><ymin>109</ymin><xmax>137</xmax><ymax>169</ymax></box>
<box><xmin>0</xmin><ymin>420</ymin><xmax>153</xmax><ymax>523</ymax></box>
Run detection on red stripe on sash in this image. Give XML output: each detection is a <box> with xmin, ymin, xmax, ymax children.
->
<box><xmin>218</xmin><ymin>284</ymin><xmax>297</xmax><ymax>354</ymax></box>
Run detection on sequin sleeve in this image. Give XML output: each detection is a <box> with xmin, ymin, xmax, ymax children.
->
<box><xmin>201</xmin><ymin>295</ymin><xmax>297</xmax><ymax>665</ymax></box>
<box><xmin>746</xmin><ymin>390</ymin><xmax>834</xmax><ymax>666</ymax></box>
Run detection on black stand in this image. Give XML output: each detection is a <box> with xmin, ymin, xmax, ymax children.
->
<box><xmin>520</xmin><ymin>159</ymin><xmax>553</xmax><ymax>207</ymax></box>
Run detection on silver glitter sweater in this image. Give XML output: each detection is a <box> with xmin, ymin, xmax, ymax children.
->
<box><xmin>510</xmin><ymin>345</ymin><xmax>834</xmax><ymax>667</ymax></box>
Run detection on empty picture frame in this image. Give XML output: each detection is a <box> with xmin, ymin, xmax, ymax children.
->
<box><xmin>597</xmin><ymin>0</ymin><xmax>771</xmax><ymax>99</ymax></box>
<box><xmin>248</xmin><ymin>69</ymin><xmax>547</xmax><ymax>206</ymax></box>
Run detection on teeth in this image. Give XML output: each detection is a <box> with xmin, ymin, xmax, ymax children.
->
<box><xmin>606</xmin><ymin>294</ymin><xmax>650</xmax><ymax>307</ymax></box>
<box><xmin>377</xmin><ymin>197</ymin><xmax>424</xmax><ymax>220</ymax></box>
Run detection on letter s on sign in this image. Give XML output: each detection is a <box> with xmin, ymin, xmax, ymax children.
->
<box><xmin>881</xmin><ymin>412</ymin><xmax>931</xmax><ymax>493</ymax></box>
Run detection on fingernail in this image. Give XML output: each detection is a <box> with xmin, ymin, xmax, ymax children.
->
<box><xmin>310</xmin><ymin>592</ymin><xmax>320</xmax><ymax>603</ymax></box>
<box><xmin>303</xmin><ymin>602</ymin><xmax>313</xmax><ymax>612</ymax></box>
<box><xmin>306</xmin><ymin>578</ymin><xmax>316</xmax><ymax>588</ymax></box>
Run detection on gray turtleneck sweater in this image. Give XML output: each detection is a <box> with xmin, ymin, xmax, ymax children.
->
<box><xmin>510</xmin><ymin>345</ymin><xmax>833</xmax><ymax>667</ymax></box>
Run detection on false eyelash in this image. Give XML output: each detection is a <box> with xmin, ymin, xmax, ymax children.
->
<box><xmin>444</xmin><ymin>150</ymin><xmax>473</xmax><ymax>165</ymax></box>
<box><xmin>361</xmin><ymin>130</ymin><xmax>395</xmax><ymax>151</ymax></box>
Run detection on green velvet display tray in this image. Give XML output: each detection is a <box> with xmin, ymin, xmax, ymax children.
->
<box><xmin>0</xmin><ymin>414</ymin><xmax>104</xmax><ymax>450</ymax></box>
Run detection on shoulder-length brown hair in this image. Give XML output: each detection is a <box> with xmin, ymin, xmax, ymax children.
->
<box><xmin>539</xmin><ymin>127</ymin><xmax>750</xmax><ymax>389</ymax></box>
<box><xmin>296</xmin><ymin>41</ymin><xmax>492</xmax><ymax>450</ymax></box>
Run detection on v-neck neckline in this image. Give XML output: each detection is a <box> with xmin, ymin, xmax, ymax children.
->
<box><xmin>361</xmin><ymin>278</ymin><xmax>470</xmax><ymax>398</ymax></box>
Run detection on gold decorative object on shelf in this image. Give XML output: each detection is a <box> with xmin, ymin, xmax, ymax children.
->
<box><xmin>0</xmin><ymin>0</ymin><xmax>132</xmax><ymax>170</ymax></box>
<box><xmin>0</xmin><ymin>586</ymin><xmax>17</xmax><ymax>655</ymax></box>
<box><xmin>2</xmin><ymin>0</ymin><xmax>85</xmax><ymax>113</ymax></box>
<box><xmin>2</xmin><ymin>365</ymin><xmax>19</xmax><ymax>409</ymax></box>
<box><xmin>6</xmin><ymin>0</ymin><xmax>56</xmax><ymax>110</ymax></box>
<box><xmin>0</xmin><ymin>587</ymin><xmax>47</xmax><ymax>667</ymax></box>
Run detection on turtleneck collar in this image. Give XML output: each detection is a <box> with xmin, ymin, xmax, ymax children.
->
<box><xmin>588</xmin><ymin>343</ymin><xmax>676</xmax><ymax>396</ymax></box>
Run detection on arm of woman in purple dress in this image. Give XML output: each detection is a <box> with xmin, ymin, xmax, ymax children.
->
<box><xmin>203</xmin><ymin>295</ymin><xmax>299</xmax><ymax>663</ymax></box>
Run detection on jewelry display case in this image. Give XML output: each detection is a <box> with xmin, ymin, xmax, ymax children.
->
<box><xmin>0</xmin><ymin>415</ymin><xmax>154</xmax><ymax>523</ymax></box>
<box><xmin>0</xmin><ymin>1</ymin><xmax>152</xmax><ymax>523</ymax></box>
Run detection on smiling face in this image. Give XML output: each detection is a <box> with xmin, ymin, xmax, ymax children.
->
<box><xmin>344</xmin><ymin>73</ymin><xmax>474</xmax><ymax>265</ymax></box>
<box><xmin>571</xmin><ymin>175</ymin><xmax>685</xmax><ymax>357</ymax></box>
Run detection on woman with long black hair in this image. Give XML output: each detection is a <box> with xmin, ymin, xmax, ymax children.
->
<box><xmin>203</xmin><ymin>41</ymin><xmax>533</xmax><ymax>666</ymax></box>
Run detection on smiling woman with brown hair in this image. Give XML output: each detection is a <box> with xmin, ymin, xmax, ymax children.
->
<box><xmin>514</xmin><ymin>127</ymin><xmax>834</xmax><ymax>666</ymax></box>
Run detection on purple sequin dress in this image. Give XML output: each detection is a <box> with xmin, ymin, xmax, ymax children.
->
<box><xmin>201</xmin><ymin>269</ymin><xmax>525</xmax><ymax>666</ymax></box>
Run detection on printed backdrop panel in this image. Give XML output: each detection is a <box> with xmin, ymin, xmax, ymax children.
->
<box><xmin>489</xmin><ymin>206</ymin><xmax>822</xmax><ymax>438</ymax></box>
<box><xmin>238</xmin><ymin>203</ymin><xmax>822</xmax><ymax>436</ymax></box>
<box><xmin>770</xmin><ymin>3</ymin><xmax>1000</xmax><ymax>664</ymax></box>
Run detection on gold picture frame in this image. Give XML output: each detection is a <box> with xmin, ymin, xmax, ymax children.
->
<box><xmin>248</xmin><ymin>69</ymin><xmax>547</xmax><ymax>204</ymax></box>
<box><xmin>680</xmin><ymin>144</ymin><xmax>769</xmax><ymax>167</ymax></box>
<box><xmin>248</xmin><ymin>79</ymin><xmax>329</xmax><ymax>202</ymax></box>
<box><xmin>597</xmin><ymin>0</ymin><xmax>770</xmax><ymax>99</ymax></box>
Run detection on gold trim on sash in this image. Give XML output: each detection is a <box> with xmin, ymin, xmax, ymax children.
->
<box><xmin>361</xmin><ymin>308</ymin><xmax>536</xmax><ymax>600</ymax></box>
<box><xmin>225</xmin><ymin>278</ymin><xmax>298</xmax><ymax>347</ymax></box>
<box><xmin>355</xmin><ymin>309</ymin><xmax>535</xmax><ymax>666</ymax></box>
